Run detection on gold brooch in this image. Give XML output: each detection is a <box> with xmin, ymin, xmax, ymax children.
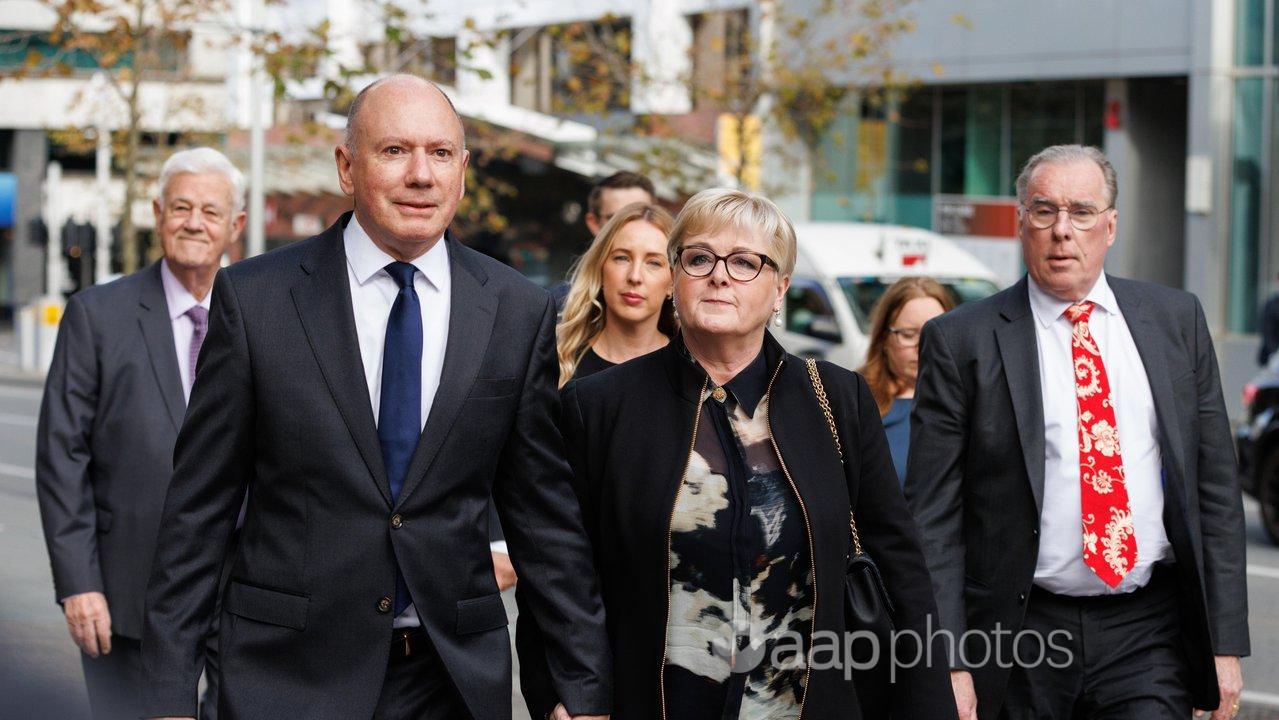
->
<box><xmin>711</xmin><ymin>386</ymin><xmax>727</xmax><ymax>403</ymax></box>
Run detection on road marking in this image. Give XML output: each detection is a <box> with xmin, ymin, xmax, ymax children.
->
<box><xmin>1247</xmin><ymin>564</ymin><xmax>1279</xmax><ymax>581</ymax></box>
<box><xmin>0</xmin><ymin>462</ymin><xmax>34</xmax><ymax>480</ymax></box>
<box><xmin>0</xmin><ymin>384</ymin><xmax>41</xmax><ymax>400</ymax></box>
<box><xmin>0</xmin><ymin>412</ymin><xmax>36</xmax><ymax>427</ymax></box>
<box><xmin>1244</xmin><ymin>689</ymin><xmax>1279</xmax><ymax>707</ymax></box>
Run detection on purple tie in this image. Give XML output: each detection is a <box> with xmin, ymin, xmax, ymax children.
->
<box><xmin>185</xmin><ymin>305</ymin><xmax>209</xmax><ymax>394</ymax></box>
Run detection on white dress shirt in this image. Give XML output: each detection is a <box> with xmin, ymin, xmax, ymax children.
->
<box><xmin>344</xmin><ymin>215</ymin><xmax>451</xmax><ymax>628</ymax></box>
<box><xmin>160</xmin><ymin>260</ymin><xmax>213</xmax><ymax>403</ymax></box>
<box><xmin>1028</xmin><ymin>274</ymin><xmax>1172</xmax><ymax>595</ymax></box>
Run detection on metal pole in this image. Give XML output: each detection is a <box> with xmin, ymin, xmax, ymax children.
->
<box><xmin>246</xmin><ymin>0</ymin><xmax>266</xmax><ymax>257</ymax></box>
<box><xmin>43</xmin><ymin>161</ymin><xmax>65</xmax><ymax>296</ymax></box>
<box><xmin>95</xmin><ymin>123</ymin><xmax>112</xmax><ymax>282</ymax></box>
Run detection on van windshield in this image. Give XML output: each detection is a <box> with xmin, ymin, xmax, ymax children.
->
<box><xmin>836</xmin><ymin>277</ymin><xmax>1001</xmax><ymax>332</ymax></box>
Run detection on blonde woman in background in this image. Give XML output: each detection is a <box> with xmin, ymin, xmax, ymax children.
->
<box><xmin>520</xmin><ymin>200</ymin><xmax>675</xmax><ymax>719</ymax></box>
<box><xmin>859</xmin><ymin>276</ymin><xmax>954</xmax><ymax>483</ymax></box>
<box><xmin>555</xmin><ymin>201</ymin><xmax>676</xmax><ymax>385</ymax></box>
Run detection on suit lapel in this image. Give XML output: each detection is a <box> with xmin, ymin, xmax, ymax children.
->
<box><xmin>396</xmin><ymin>237</ymin><xmax>498</xmax><ymax>506</ymax></box>
<box><xmin>291</xmin><ymin>219</ymin><xmax>393</xmax><ymax>507</ymax></box>
<box><xmin>1110</xmin><ymin>277</ymin><xmax>1189</xmax><ymax>503</ymax></box>
<box><xmin>994</xmin><ymin>278</ymin><xmax>1047</xmax><ymax>514</ymax></box>
<box><xmin>137</xmin><ymin>262</ymin><xmax>186</xmax><ymax>431</ymax></box>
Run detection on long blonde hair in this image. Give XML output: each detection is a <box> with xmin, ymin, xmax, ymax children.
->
<box><xmin>557</xmin><ymin>202</ymin><xmax>676</xmax><ymax>386</ymax></box>
<box><xmin>859</xmin><ymin>277</ymin><xmax>954</xmax><ymax>416</ymax></box>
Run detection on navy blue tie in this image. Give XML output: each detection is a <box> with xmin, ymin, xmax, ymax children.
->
<box><xmin>378</xmin><ymin>261</ymin><xmax>421</xmax><ymax>615</ymax></box>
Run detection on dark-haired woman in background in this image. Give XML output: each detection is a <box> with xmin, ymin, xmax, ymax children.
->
<box><xmin>859</xmin><ymin>277</ymin><xmax>953</xmax><ymax>483</ymax></box>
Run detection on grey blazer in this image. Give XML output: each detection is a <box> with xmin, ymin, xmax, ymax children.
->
<box><xmin>904</xmin><ymin>274</ymin><xmax>1249</xmax><ymax>717</ymax></box>
<box><xmin>36</xmin><ymin>261</ymin><xmax>187</xmax><ymax>640</ymax></box>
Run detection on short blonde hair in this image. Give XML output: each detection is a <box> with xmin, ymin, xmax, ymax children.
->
<box><xmin>668</xmin><ymin>188</ymin><xmax>797</xmax><ymax>277</ymax></box>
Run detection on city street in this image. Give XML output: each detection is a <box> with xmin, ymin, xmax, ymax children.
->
<box><xmin>0</xmin><ymin>374</ymin><xmax>1276</xmax><ymax>718</ymax></box>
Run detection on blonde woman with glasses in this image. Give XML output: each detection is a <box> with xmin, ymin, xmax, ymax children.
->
<box><xmin>538</xmin><ymin>188</ymin><xmax>953</xmax><ymax>719</ymax></box>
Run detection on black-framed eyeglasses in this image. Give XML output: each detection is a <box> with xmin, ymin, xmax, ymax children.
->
<box><xmin>677</xmin><ymin>246</ymin><xmax>778</xmax><ymax>282</ymax></box>
<box><xmin>1023</xmin><ymin>202</ymin><xmax>1114</xmax><ymax>231</ymax></box>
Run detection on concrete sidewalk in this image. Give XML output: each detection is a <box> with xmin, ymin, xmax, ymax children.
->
<box><xmin>0</xmin><ymin>324</ymin><xmax>43</xmax><ymax>387</ymax></box>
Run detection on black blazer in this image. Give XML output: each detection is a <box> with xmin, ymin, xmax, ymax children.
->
<box><xmin>555</xmin><ymin>333</ymin><xmax>954</xmax><ymax>720</ymax></box>
<box><xmin>905</xmin><ymin>275</ymin><xmax>1249</xmax><ymax>717</ymax></box>
<box><xmin>140</xmin><ymin>214</ymin><xmax>611</xmax><ymax>719</ymax></box>
<box><xmin>36</xmin><ymin>262</ymin><xmax>187</xmax><ymax>640</ymax></box>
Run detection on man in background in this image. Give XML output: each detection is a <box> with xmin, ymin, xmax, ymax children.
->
<box><xmin>584</xmin><ymin>171</ymin><xmax>654</xmax><ymax>238</ymax></box>
<box><xmin>36</xmin><ymin>147</ymin><xmax>245</xmax><ymax>719</ymax></box>
<box><xmin>547</xmin><ymin>171</ymin><xmax>655</xmax><ymax>310</ymax></box>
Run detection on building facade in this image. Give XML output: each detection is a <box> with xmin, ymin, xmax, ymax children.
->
<box><xmin>776</xmin><ymin>0</ymin><xmax>1275</xmax><ymax>412</ymax></box>
<box><xmin>0</xmin><ymin>0</ymin><xmax>264</xmax><ymax>314</ymax></box>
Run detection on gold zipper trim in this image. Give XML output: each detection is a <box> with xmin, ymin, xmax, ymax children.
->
<box><xmin>764</xmin><ymin>357</ymin><xmax>816</xmax><ymax>719</ymax></box>
<box><xmin>659</xmin><ymin>375</ymin><xmax>709</xmax><ymax>720</ymax></box>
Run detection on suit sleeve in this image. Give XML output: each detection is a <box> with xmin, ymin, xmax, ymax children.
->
<box><xmin>493</xmin><ymin>297</ymin><xmax>611</xmax><ymax>716</ymax></box>
<box><xmin>35</xmin><ymin>294</ymin><xmax>104</xmax><ymax>603</ymax></box>
<box><xmin>1190</xmin><ymin>296</ymin><xmax>1250</xmax><ymax>656</ymax></box>
<box><xmin>902</xmin><ymin>320</ymin><xmax>970</xmax><ymax>652</ymax></box>
<box><xmin>515</xmin><ymin>379</ymin><xmax>600</xmax><ymax>720</ymax></box>
<box><xmin>141</xmin><ymin>269</ymin><xmax>256</xmax><ymax>717</ymax></box>
<box><xmin>838</xmin><ymin>367</ymin><xmax>957</xmax><ymax>719</ymax></box>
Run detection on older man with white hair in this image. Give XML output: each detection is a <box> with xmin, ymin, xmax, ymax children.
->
<box><xmin>36</xmin><ymin>146</ymin><xmax>246</xmax><ymax>720</ymax></box>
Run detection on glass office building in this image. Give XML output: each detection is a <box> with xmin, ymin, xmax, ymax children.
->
<box><xmin>766</xmin><ymin>0</ymin><xmax>1277</xmax><ymax>413</ymax></box>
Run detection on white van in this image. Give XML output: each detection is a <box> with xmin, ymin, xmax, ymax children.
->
<box><xmin>777</xmin><ymin>222</ymin><xmax>1003</xmax><ymax>369</ymax></box>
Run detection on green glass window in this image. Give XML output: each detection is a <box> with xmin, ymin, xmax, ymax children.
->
<box><xmin>938</xmin><ymin>87</ymin><xmax>1001</xmax><ymax>196</ymax></box>
<box><xmin>1237</xmin><ymin>0</ymin><xmax>1266</xmax><ymax>66</ymax></box>
<box><xmin>811</xmin><ymin>96</ymin><xmax>863</xmax><ymax>221</ymax></box>
<box><xmin>964</xmin><ymin>88</ymin><xmax>1002</xmax><ymax>196</ymax></box>
<box><xmin>1229</xmin><ymin>77</ymin><xmax>1265</xmax><ymax>332</ymax></box>
<box><xmin>939</xmin><ymin>89</ymin><xmax>968</xmax><ymax>195</ymax></box>
<box><xmin>1083</xmin><ymin>83</ymin><xmax>1105</xmax><ymax>148</ymax></box>
<box><xmin>1009</xmin><ymin>83</ymin><xmax>1081</xmax><ymax>195</ymax></box>
<box><xmin>891</xmin><ymin>90</ymin><xmax>934</xmax><ymax>228</ymax></box>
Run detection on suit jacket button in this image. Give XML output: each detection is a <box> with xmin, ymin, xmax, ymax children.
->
<box><xmin>391</xmin><ymin>514</ymin><xmax>404</xmax><ymax>529</ymax></box>
<box><xmin>377</xmin><ymin>596</ymin><xmax>392</xmax><ymax>613</ymax></box>
<box><xmin>1018</xmin><ymin>592</ymin><xmax>1027</xmax><ymax>605</ymax></box>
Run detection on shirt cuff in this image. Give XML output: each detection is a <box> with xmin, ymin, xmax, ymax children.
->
<box><xmin>490</xmin><ymin>541</ymin><xmax>509</xmax><ymax>555</ymax></box>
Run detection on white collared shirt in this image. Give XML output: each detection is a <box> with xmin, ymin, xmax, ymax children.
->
<box><xmin>160</xmin><ymin>260</ymin><xmax>213</xmax><ymax>403</ymax></box>
<box><xmin>1028</xmin><ymin>274</ymin><xmax>1172</xmax><ymax>595</ymax></box>
<box><xmin>344</xmin><ymin>214</ymin><xmax>452</xmax><ymax>628</ymax></box>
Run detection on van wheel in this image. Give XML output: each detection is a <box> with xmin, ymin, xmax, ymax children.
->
<box><xmin>1260</xmin><ymin>450</ymin><xmax>1279</xmax><ymax>545</ymax></box>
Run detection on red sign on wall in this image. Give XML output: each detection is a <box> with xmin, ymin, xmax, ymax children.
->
<box><xmin>933</xmin><ymin>195</ymin><xmax>1019</xmax><ymax>238</ymax></box>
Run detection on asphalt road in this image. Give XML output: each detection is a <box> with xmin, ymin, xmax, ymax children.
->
<box><xmin>0</xmin><ymin>376</ymin><xmax>1276</xmax><ymax>718</ymax></box>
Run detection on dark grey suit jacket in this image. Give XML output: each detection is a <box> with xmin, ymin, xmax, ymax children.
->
<box><xmin>141</xmin><ymin>214</ymin><xmax>611</xmax><ymax>720</ymax></box>
<box><xmin>904</xmin><ymin>275</ymin><xmax>1249</xmax><ymax>717</ymax></box>
<box><xmin>36</xmin><ymin>261</ymin><xmax>187</xmax><ymax>641</ymax></box>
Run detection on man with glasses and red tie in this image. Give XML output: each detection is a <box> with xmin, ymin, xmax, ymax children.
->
<box><xmin>36</xmin><ymin>147</ymin><xmax>246</xmax><ymax>720</ymax></box>
<box><xmin>905</xmin><ymin>144</ymin><xmax>1248</xmax><ymax>720</ymax></box>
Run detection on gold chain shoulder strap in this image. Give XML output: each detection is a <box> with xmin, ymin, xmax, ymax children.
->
<box><xmin>804</xmin><ymin>358</ymin><xmax>863</xmax><ymax>556</ymax></box>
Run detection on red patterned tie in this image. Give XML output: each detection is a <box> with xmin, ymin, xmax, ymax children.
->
<box><xmin>1066</xmin><ymin>301</ymin><xmax>1136</xmax><ymax>587</ymax></box>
